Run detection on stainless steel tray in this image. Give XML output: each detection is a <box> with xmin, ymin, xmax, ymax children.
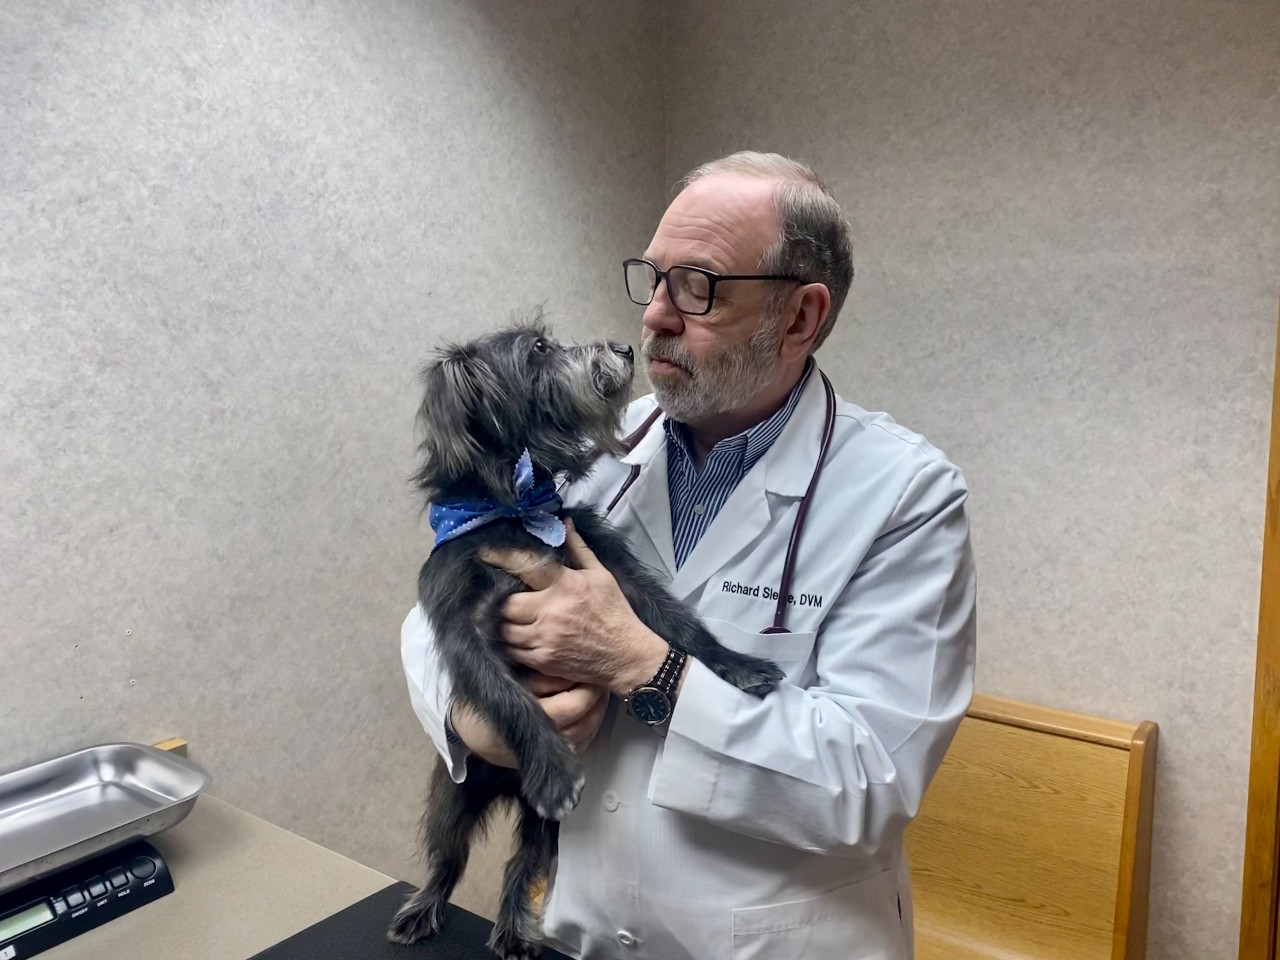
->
<box><xmin>0</xmin><ymin>742</ymin><xmax>212</xmax><ymax>895</ymax></box>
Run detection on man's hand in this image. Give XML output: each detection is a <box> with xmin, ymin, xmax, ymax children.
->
<box><xmin>479</xmin><ymin>520</ymin><xmax>670</xmax><ymax>698</ymax></box>
<box><xmin>528</xmin><ymin>674</ymin><xmax>611</xmax><ymax>755</ymax></box>
<box><xmin>449</xmin><ymin>673</ymin><xmax>610</xmax><ymax>769</ymax></box>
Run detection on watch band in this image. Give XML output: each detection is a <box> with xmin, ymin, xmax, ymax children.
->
<box><xmin>648</xmin><ymin>645</ymin><xmax>687</xmax><ymax>701</ymax></box>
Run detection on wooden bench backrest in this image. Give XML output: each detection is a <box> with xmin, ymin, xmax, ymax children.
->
<box><xmin>905</xmin><ymin>694</ymin><xmax>1158</xmax><ymax>960</ymax></box>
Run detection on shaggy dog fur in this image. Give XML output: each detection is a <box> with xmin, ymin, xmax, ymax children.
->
<box><xmin>388</xmin><ymin>318</ymin><xmax>783</xmax><ymax>959</ymax></box>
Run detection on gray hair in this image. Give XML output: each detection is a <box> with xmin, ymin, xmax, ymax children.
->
<box><xmin>679</xmin><ymin>151</ymin><xmax>854</xmax><ymax>352</ymax></box>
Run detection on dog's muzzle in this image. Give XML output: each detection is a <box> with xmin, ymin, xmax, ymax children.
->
<box><xmin>594</xmin><ymin>344</ymin><xmax>635</xmax><ymax>396</ymax></box>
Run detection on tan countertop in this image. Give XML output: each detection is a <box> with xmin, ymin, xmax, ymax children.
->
<box><xmin>42</xmin><ymin>795</ymin><xmax>395</xmax><ymax>960</ymax></box>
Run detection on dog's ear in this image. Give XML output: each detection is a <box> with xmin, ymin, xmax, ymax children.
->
<box><xmin>413</xmin><ymin>347</ymin><xmax>489</xmax><ymax>491</ymax></box>
<box><xmin>409</xmin><ymin>343</ymin><xmax>509</xmax><ymax>496</ymax></box>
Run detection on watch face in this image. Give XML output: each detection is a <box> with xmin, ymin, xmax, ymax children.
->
<box><xmin>629</xmin><ymin>687</ymin><xmax>671</xmax><ymax>725</ymax></box>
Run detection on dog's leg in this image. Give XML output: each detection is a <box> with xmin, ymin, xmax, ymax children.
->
<box><xmin>446</xmin><ymin>632</ymin><xmax>586</xmax><ymax>821</ymax></box>
<box><xmin>568</xmin><ymin>509</ymin><xmax>785</xmax><ymax>695</ymax></box>
<box><xmin>388</xmin><ymin>760</ymin><xmax>502</xmax><ymax>945</ymax></box>
<box><xmin>423</xmin><ymin>561</ymin><xmax>587</xmax><ymax>822</ymax></box>
<box><xmin>487</xmin><ymin>803</ymin><xmax>555</xmax><ymax>960</ymax></box>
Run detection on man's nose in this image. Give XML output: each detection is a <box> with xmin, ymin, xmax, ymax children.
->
<box><xmin>642</xmin><ymin>284</ymin><xmax>683</xmax><ymax>336</ymax></box>
<box><xmin>609</xmin><ymin>342</ymin><xmax>633</xmax><ymax>362</ymax></box>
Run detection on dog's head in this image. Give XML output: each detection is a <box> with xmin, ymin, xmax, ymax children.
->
<box><xmin>412</xmin><ymin>317</ymin><xmax>635</xmax><ymax>503</ymax></box>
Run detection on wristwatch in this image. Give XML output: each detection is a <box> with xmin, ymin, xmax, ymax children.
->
<box><xmin>625</xmin><ymin>645</ymin><xmax>688</xmax><ymax>726</ymax></box>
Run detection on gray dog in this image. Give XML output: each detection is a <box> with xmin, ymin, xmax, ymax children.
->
<box><xmin>388</xmin><ymin>318</ymin><xmax>784</xmax><ymax>959</ymax></box>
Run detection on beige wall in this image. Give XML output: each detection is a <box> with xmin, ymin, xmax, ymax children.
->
<box><xmin>664</xmin><ymin>2</ymin><xmax>1279</xmax><ymax>957</ymax></box>
<box><xmin>5</xmin><ymin>2</ymin><xmax>1278</xmax><ymax>955</ymax></box>
<box><xmin>0</xmin><ymin>0</ymin><xmax>661</xmax><ymax>910</ymax></box>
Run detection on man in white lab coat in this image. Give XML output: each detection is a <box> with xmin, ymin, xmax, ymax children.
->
<box><xmin>401</xmin><ymin>151</ymin><xmax>977</xmax><ymax>959</ymax></box>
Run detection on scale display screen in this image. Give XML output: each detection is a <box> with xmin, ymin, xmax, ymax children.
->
<box><xmin>0</xmin><ymin>902</ymin><xmax>54</xmax><ymax>942</ymax></box>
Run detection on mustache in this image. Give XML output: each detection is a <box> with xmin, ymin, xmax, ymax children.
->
<box><xmin>641</xmin><ymin>336</ymin><xmax>696</xmax><ymax>373</ymax></box>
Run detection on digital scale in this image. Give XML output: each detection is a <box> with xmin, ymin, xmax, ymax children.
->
<box><xmin>0</xmin><ymin>741</ymin><xmax>206</xmax><ymax>960</ymax></box>
<box><xmin>0</xmin><ymin>839</ymin><xmax>173</xmax><ymax>959</ymax></box>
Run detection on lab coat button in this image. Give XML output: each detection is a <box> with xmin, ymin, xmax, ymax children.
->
<box><xmin>617</xmin><ymin>930</ymin><xmax>637</xmax><ymax>947</ymax></box>
<box><xmin>602</xmin><ymin>791</ymin><xmax>620</xmax><ymax>812</ymax></box>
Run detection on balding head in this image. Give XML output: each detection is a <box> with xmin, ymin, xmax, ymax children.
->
<box><xmin>678</xmin><ymin>152</ymin><xmax>854</xmax><ymax>352</ymax></box>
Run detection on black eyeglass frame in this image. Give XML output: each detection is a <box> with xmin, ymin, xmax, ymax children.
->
<box><xmin>623</xmin><ymin>257</ymin><xmax>808</xmax><ymax>317</ymax></box>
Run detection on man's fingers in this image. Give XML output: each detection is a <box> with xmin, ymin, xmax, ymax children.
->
<box><xmin>501</xmin><ymin>622</ymin><xmax>541</xmax><ymax>650</ymax></box>
<box><xmin>478</xmin><ymin>546</ymin><xmax>562</xmax><ymax>590</ymax></box>
<box><xmin>499</xmin><ymin>591</ymin><xmax>540</xmax><ymax>625</ymax></box>
<box><xmin>540</xmin><ymin>686</ymin><xmax>600</xmax><ymax>728</ymax></box>
<box><xmin>562</xmin><ymin>687</ymin><xmax>610</xmax><ymax>753</ymax></box>
<box><xmin>524</xmin><ymin>672</ymin><xmax>575</xmax><ymax>697</ymax></box>
<box><xmin>561</xmin><ymin>519</ymin><xmax>602</xmax><ymax>571</ymax></box>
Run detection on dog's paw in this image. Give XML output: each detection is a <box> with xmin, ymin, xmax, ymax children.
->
<box><xmin>709</xmin><ymin>653</ymin><xmax>785</xmax><ymax>696</ymax></box>
<box><xmin>488</xmin><ymin>930</ymin><xmax>542</xmax><ymax>960</ymax></box>
<box><xmin>532</xmin><ymin>772</ymin><xmax>585</xmax><ymax>821</ymax></box>
<box><xmin>387</xmin><ymin>895</ymin><xmax>444</xmax><ymax>945</ymax></box>
<box><xmin>522</xmin><ymin>760</ymin><xmax>585</xmax><ymax>821</ymax></box>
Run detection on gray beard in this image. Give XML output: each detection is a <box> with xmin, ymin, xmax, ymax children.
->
<box><xmin>643</xmin><ymin>318</ymin><xmax>782</xmax><ymax>423</ymax></box>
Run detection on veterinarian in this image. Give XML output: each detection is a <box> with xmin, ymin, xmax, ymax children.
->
<box><xmin>401</xmin><ymin>151</ymin><xmax>977</xmax><ymax>959</ymax></box>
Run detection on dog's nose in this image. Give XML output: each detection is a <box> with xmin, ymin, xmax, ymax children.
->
<box><xmin>610</xmin><ymin>342</ymin><xmax>634</xmax><ymax>362</ymax></box>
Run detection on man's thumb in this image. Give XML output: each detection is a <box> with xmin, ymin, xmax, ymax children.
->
<box><xmin>563</xmin><ymin>519</ymin><xmax>602</xmax><ymax>570</ymax></box>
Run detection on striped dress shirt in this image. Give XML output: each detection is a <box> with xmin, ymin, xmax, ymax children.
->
<box><xmin>664</xmin><ymin>364</ymin><xmax>811</xmax><ymax>569</ymax></box>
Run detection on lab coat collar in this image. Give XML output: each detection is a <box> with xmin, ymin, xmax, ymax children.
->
<box><xmin>621</xmin><ymin>399</ymin><xmax>668</xmax><ymax>468</ymax></box>
<box><xmin>612</xmin><ymin>403</ymin><xmax>678</xmax><ymax>577</ymax></box>
<box><xmin>624</xmin><ymin>449</ymin><xmax>678</xmax><ymax>578</ymax></box>
<box><xmin>760</xmin><ymin>358</ymin><xmax>829</xmax><ymax>499</ymax></box>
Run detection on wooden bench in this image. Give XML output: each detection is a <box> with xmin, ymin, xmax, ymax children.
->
<box><xmin>905</xmin><ymin>694</ymin><xmax>1158</xmax><ymax>960</ymax></box>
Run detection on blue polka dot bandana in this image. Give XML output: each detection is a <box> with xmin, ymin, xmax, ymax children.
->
<box><xmin>428</xmin><ymin>449</ymin><xmax>566</xmax><ymax>550</ymax></box>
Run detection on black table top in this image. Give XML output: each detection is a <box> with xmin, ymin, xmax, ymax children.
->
<box><xmin>247</xmin><ymin>882</ymin><xmax>570</xmax><ymax>960</ymax></box>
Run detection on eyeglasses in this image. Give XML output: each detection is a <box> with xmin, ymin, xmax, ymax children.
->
<box><xmin>623</xmin><ymin>257</ymin><xmax>805</xmax><ymax>317</ymax></box>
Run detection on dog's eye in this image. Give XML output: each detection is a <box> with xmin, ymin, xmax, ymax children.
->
<box><xmin>531</xmin><ymin>338</ymin><xmax>550</xmax><ymax>355</ymax></box>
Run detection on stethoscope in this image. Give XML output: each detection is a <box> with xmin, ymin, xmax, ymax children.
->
<box><xmin>603</xmin><ymin>368</ymin><xmax>837</xmax><ymax>635</ymax></box>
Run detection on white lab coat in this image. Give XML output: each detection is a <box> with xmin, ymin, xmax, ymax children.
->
<box><xmin>401</xmin><ymin>364</ymin><xmax>977</xmax><ymax>960</ymax></box>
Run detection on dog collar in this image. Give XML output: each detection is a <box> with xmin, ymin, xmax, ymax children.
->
<box><xmin>429</xmin><ymin>449</ymin><xmax>566</xmax><ymax>550</ymax></box>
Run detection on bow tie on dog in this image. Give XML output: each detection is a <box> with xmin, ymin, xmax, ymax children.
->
<box><xmin>430</xmin><ymin>449</ymin><xmax>566</xmax><ymax>550</ymax></box>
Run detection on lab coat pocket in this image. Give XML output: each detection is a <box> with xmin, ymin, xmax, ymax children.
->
<box><xmin>731</xmin><ymin>869</ymin><xmax>907</xmax><ymax>960</ymax></box>
<box><xmin>704</xmin><ymin>619</ymin><xmax>817</xmax><ymax>684</ymax></box>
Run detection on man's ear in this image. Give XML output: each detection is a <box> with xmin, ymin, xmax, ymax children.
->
<box><xmin>779</xmin><ymin>282</ymin><xmax>831</xmax><ymax>361</ymax></box>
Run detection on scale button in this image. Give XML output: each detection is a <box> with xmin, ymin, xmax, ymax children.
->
<box><xmin>86</xmin><ymin>876</ymin><xmax>109</xmax><ymax>899</ymax></box>
<box><xmin>62</xmin><ymin>886</ymin><xmax>86</xmax><ymax>907</ymax></box>
<box><xmin>130</xmin><ymin>856</ymin><xmax>157</xmax><ymax>880</ymax></box>
<box><xmin>109</xmin><ymin>868</ymin><xmax>129</xmax><ymax>889</ymax></box>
